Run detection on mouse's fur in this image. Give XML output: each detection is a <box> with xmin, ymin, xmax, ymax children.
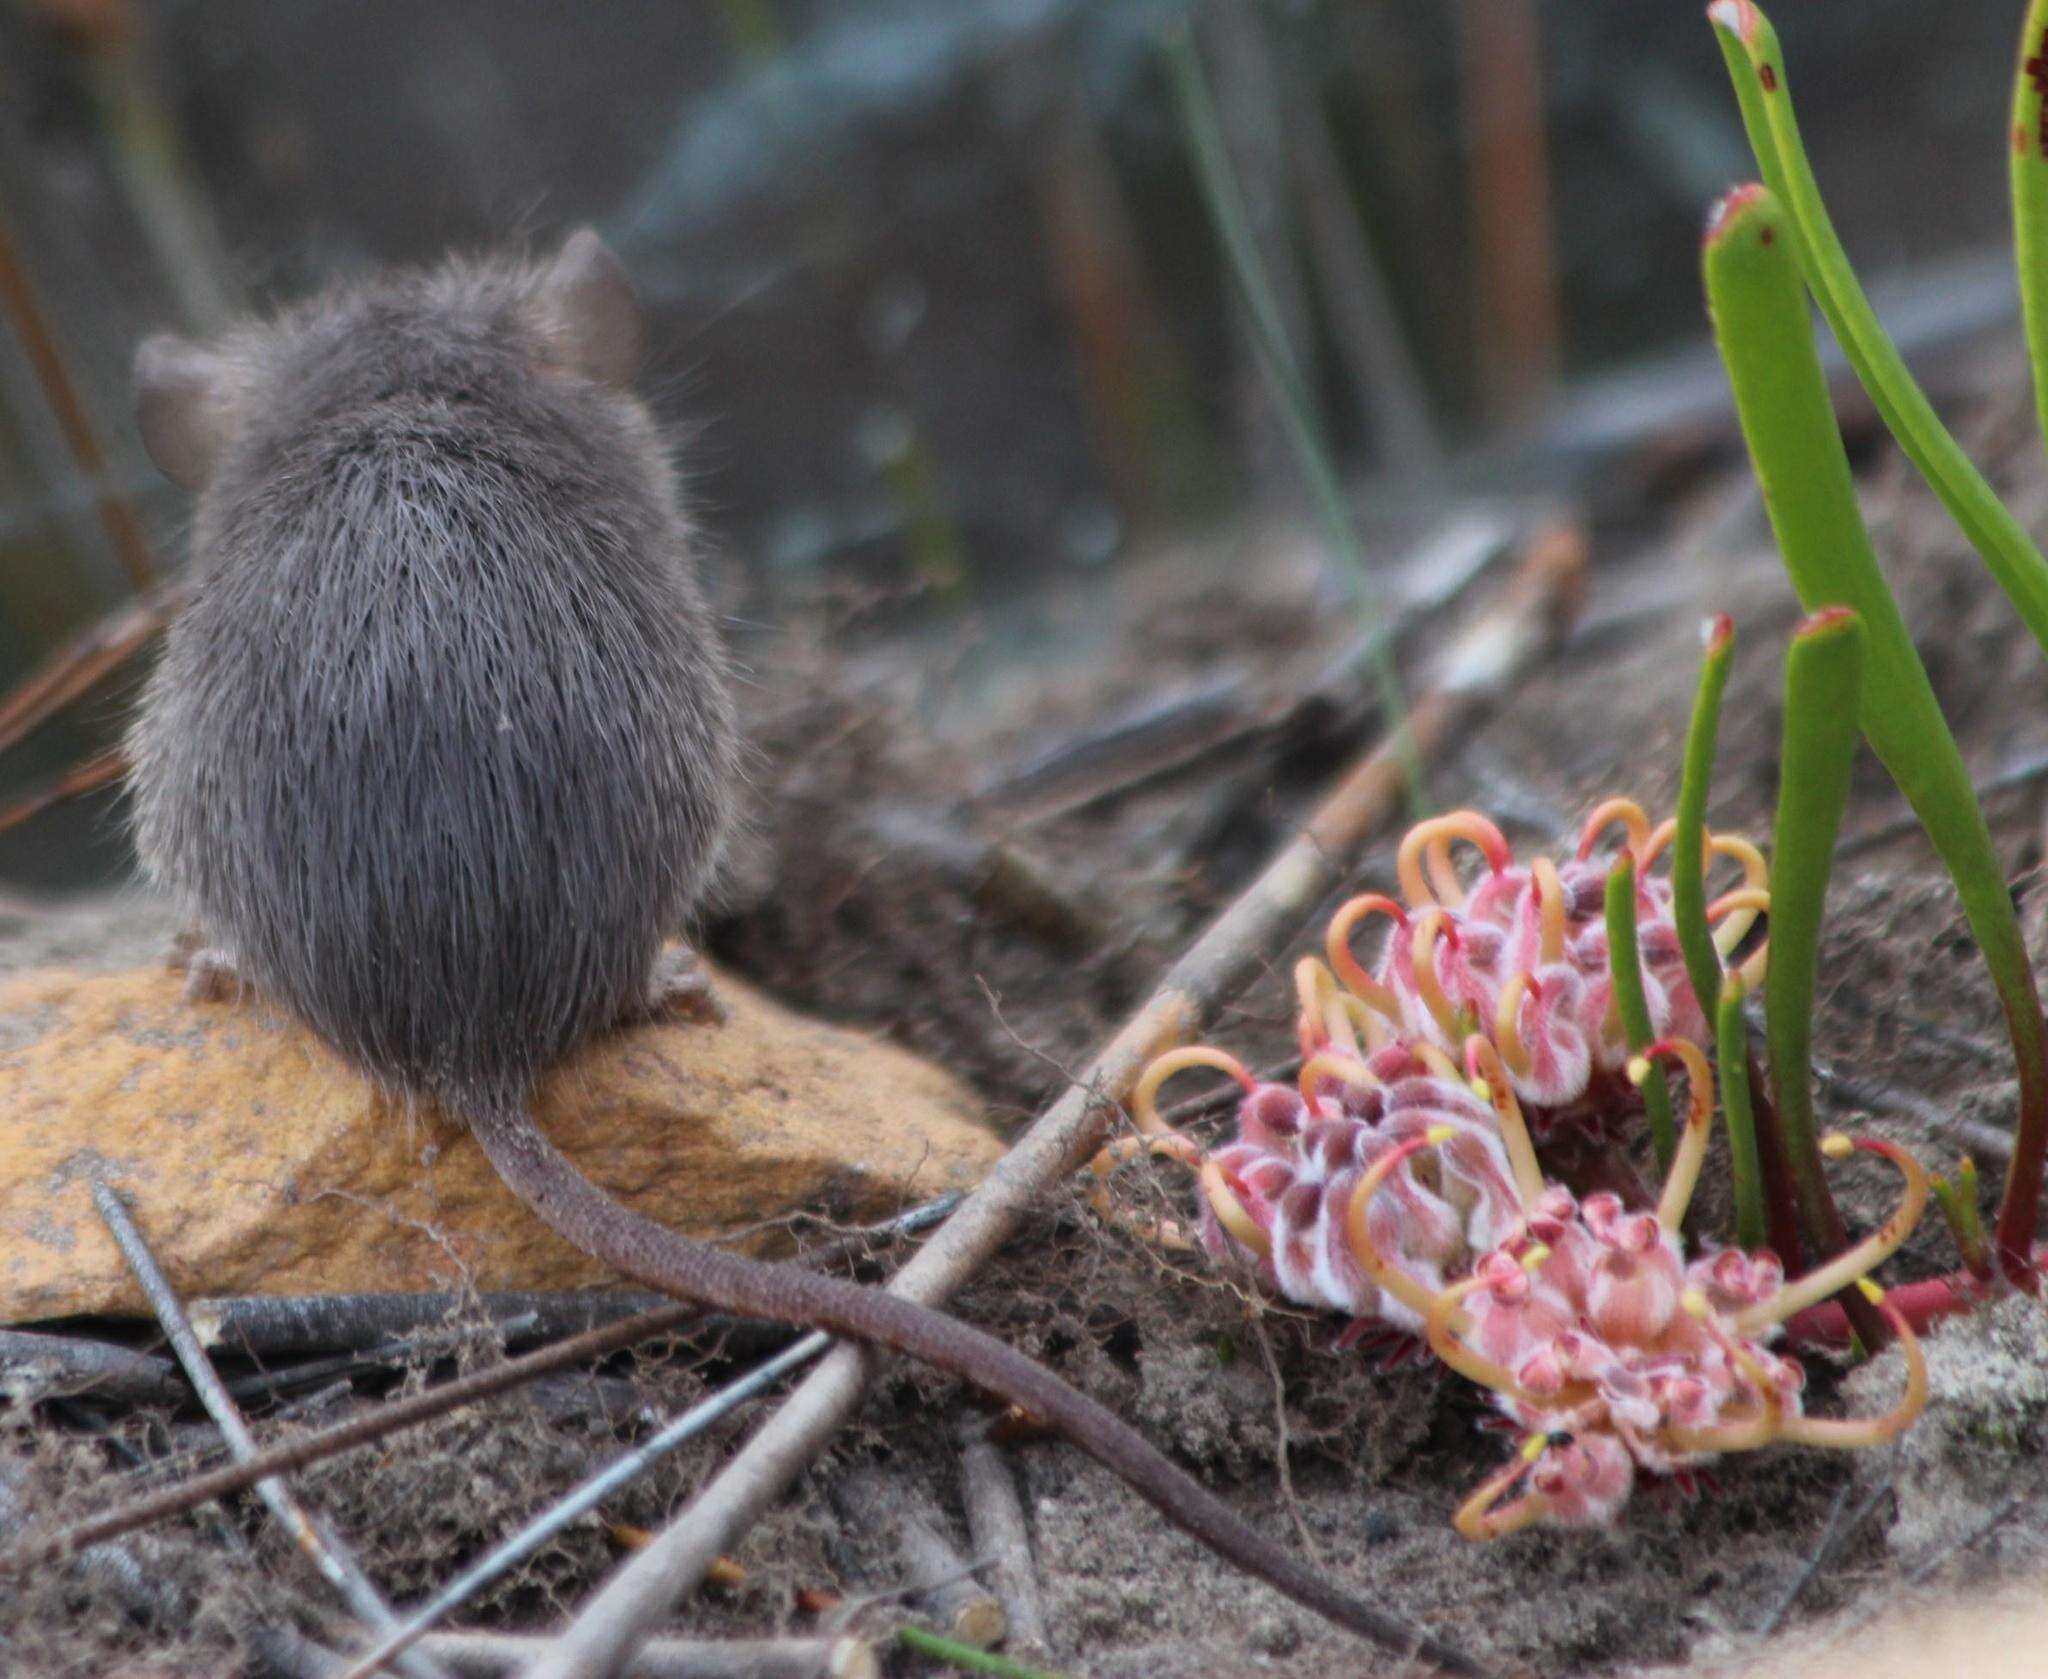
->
<box><xmin>121</xmin><ymin>234</ymin><xmax>1476</xmax><ymax>1674</ymax></box>
<box><xmin>129</xmin><ymin>239</ymin><xmax>738</xmax><ymax>1112</ymax></box>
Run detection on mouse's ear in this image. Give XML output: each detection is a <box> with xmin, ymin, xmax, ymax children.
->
<box><xmin>537</xmin><ymin>228</ymin><xmax>644</xmax><ymax>386</ymax></box>
<box><xmin>134</xmin><ymin>334</ymin><xmax>231</xmax><ymax>491</ymax></box>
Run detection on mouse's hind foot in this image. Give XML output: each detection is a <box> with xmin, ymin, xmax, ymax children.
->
<box><xmin>167</xmin><ymin>936</ymin><xmax>247</xmax><ymax>1004</ymax></box>
<box><xmin>625</xmin><ymin>945</ymin><xmax>726</xmax><ymax>1029</ymax></box>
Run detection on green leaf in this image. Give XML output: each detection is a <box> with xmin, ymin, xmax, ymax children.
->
<box><xmin>1704</xmin><ymin>180</ymin><xmax>2048</xmax><ymax>1283</ymax></box>
<box><xmin>1710</xmin><ymin>1</ymin><xmax>2048</xmax><ymax>659</ymax></box>
<box><xmin>1671</xmin><ymin>613</ymin><xmax>1736</xmax><ymax>1019</ymax></box>
<box><xmin>2014</xmin><ymin>0</ymin><xmax>2048</xmax><ymax>455</ymax></box>
<box><xmin>1715</xmin><ymin>972</ymin><xmax>1767</xmax><ymax>1252</ymax></box>
<box><xmin>1764</xmin><ymin>607</ymin><xmax>1866</xmax><ymax>1265</ymax></box>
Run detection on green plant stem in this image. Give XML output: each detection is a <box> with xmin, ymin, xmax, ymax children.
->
<box><xmin>1703</xmin><ymin>181</ymin><xmax>2048</xmax><ymax>1287</ymax></box>
<box><xmin>1931</xmin><ymin>1156</ymin><xmax>1994</xmax><ymax>1284</ymax></box>
<box><xmin>1712</xmin><ymin>970</ymin><xmax>1777</xmax><ymax>1244</ymax></box>
<box><xmin>1745</xmin><ymin>1044</ymin><xmax>1807</xmax><ymax>1271</ymax></box>
<box><xmin>1710</xmin><ymin>2</ymin><xmax>2048</xmax><ymax>659</ymax></box>
<box><xmin>1671</xmin><ymin>613</ymin><xmax>1736</xmax><ymax>1019</ymax></box>
<box><xmin>1164</xmin><ymin>27</ymin><xmax>1422</xmax><ymax>811</ymax></box>
<box><xmin>1761</xmin><ymin>606</ymin><xmax>1887</xmax><ymax>1347</ymax></box>
<box><xmin>2013</xmin><ymin>0</ymin><xmax>2048</xmax><ymax>454</ymax></box>
<box><xmin>898</xmin><ymin>1626</ymin><xmax>1070</xmax><ymax>1679</ymax></box>
<box><xmin>1605</xmin><ymin>855</ymin><xmax>1676</xmax><ymax>1173</ymax></box>
<box><xmin>1715</xmin><ymin>973</ymin><xmax>1767</xmax><ymax>1252</ymax></box>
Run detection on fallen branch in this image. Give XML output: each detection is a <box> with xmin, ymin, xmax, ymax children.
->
<box><xmin>832</xmin><ymin>1467</ymin><xmax>1005</xmax><ymax>1650</ymax></box>
<box><xmin>190</xmin><ymin>1287</ymin><xmax>669</xmax><ymax>1359</ymax></box>
<box><xmin>331</xmin><ymin>1334</ymin><xmax>830</xmax><ymax>1679</ymax></box>
<box><xmin>90</xmin><ymin>1180</ymin><xmax>451</xmax><ymax>1679</ymax></box>
<box><xmin>254</xmin><ymin>1624</ymin><xmax>877</xmax><ymax>1679</ymax></box>
<box><xmin>524</xmin><ymin>529</ymin><xmax>1582</xmax><ymax>1679</ymax></box>
<box><xmin>0</xmin><ymin>1326</ymin><xmax>181</xmax><ymax>1406</ymax></box>
<box><xmin>958</xmin><ymin>1429</ymin><xmax>1048</xmax><ymax>1656</ymax></box>
<box><xmin>15</xmin><ymin>1197</ymin><xmax>957</xmax><ymax>1561</ymax></box>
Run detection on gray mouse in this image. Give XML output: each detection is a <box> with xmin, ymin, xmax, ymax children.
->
<box><xmin>122</xmin><ymin>231</ymin><xmax>1471</xmax><ymax>1672</ymax></box>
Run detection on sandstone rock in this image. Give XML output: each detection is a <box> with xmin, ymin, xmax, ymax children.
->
<box><xmin>0</xmin><ymin>959</ymin><xmax>1000</xmax><ymax>1320</ymax></box>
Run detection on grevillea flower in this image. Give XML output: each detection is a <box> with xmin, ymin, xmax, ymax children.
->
<box><xmin>1111</xmin><ymin>801</ymin><xmax>1931</xmax><ymax>1534</ymax></box>
<box><xmin>1345</xmin><ymin>1041</ymin><xmax>1930</xmax><ymax>1537</ymax></box>
<box><xmin>1129</xmin><ymin>1015</ymin><xmax>1524</xmax><ymax>1334</ymax></box>
<box><xmin>1322</xmin><ymin>802</ymin><xmax>1769</xmax><ymax>1117</ymax></box>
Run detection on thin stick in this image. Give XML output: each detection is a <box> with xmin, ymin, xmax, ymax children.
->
<box><xmin>332</xmin><ymin>1334</ymin><xmax>830</xmax><ymax>1679</ymax></box>
<box><xmin>832</xmin><ymin>1468</ymin><xmax>1005</xmax><ymax>1651</ymax></box>
<box><xmin>88</xmin><ymin>1180</ymin><xmax>453</xmax><ymax>1679</ymax></box>
<box><xmin>0</xmin><ymin>575</ymin><xmax>187</xmax><ymax>760</ymax></box>
<box><xmin>0</xmin><ymin>197</ymin><xmax>160</xmax><ymax>587</ymax></box>
<box><xmin>20</xmin><ymin>1196</ymin><xmax>959</xmax><ymax>1561</ymax></box>
<box><xmin>959</xmin><ymin>1430</ymin><xmax>1048</xmax><ymax>1656</ymax></box>
<box><xmin>255</xmin><ymin>1624</ymin><xmax>878</xmax><ymax>1679</ymax></box>
<box><xmin>0</xmin><ymin>747</ymin><xmax>128</xmax><ymax>834</ymax></box>
<box><xmin>0</xmin><ymin>1326</ymin><xmax>181</xmax><ymax>1406</ymax></box>
<box><xmin>1753</xmin><ymin>1478</ymin><xmax>1893</xmax><ymax>1637</ymax></box>
<box><xmin>522</xmin><ymin>536</ymin><xmax>1580</xmax><ymax>1679</ymax></box>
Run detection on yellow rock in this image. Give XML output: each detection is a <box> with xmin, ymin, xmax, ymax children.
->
<box><xmin>0</xmin><ymin>962</ymin><xmax>999</xmax><ymax>1319</ymax></box>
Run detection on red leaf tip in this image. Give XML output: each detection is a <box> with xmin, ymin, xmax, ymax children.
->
<box><xmin>1795</xmin><ymin>604</ymin><xmax>1860</xmax><ymax>638</ymax></box>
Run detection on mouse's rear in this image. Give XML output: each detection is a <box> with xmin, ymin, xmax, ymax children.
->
<box><xmin>126</xmin><ymin>233</ymin><xmax>738</xmax><ymax>1113</ymax></box>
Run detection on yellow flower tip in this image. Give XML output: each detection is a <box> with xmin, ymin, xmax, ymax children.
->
<box><xmin>1820</xmin><ymin>1133</ymin><xmax>1854</xmax><ymax>1159</ymax></box>
<box><xmin>1469</xmin><ymin>1076</ymin><xmax>1492</xmax><ymax>1103</ymax></box>
<box><xmin>1521</xmin><ymin>1244</ymin><xmax>1551</xmax><ymax>1271</ymax></box>
<box><xmin>1626</xmin><ymin>1055</ymin><xmax>1651</xmax><ymax>1087</ymax></box>
<box><xmin>1856</xmin><ymin>1278</ymin><xmax>1885</xmax><ymax>1305</ymax></box>
<box><xmin>1424</xmin><ymin>1124</ymin><xmax>1458</xmax><ymax>1146</ymax></box>
<box><xmin>1682</xmin><ymin>1288</ymin><xmax>1712</xmax><ymax>1319</ymax></box>
<box><xmin>1519</xmin><ymin>1433</ymin><xmax>1550</xmax><ymax>1464</ymax></box>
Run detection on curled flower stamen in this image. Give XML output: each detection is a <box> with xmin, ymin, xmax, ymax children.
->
<box><xmin>1656</xmin><ymin>1290</ymin><xmax>1782</xmax><ymax>1454</ymax></box>
<box><xmin>1325</xmin><ymin>893</ymin><xmax>1409</xmax><ymax>1024</ymax></box>
<box><xmin>1412</xmin><ymin>1040</ymin><xmax>1463</xmax><ymax>1080</ymax></box>
<box><xmin>1453</xmin><ymin>1433</ymin><xmax>1553</xmax><ymax>1541</ymax></box>
<box><xmin>1299</xmin><ymin>1049</ymin><xmax>1376</xmax><ymax>1106</ymax></box>
<box><xmin>1093</xmin><ymin>1131</ymin><xmax>1204</xmax><ymax>1173</ymax></box>
<box><xmin>1410</xmin><ymin>910</ymin><xmax>1469</xmax><ymax>1040</ymax></box>
<box><xmin>1344</xmin><ymin>1129</ymin><xmax>1458</xmax><ymax>1322</ymax></box>
<box><xmin>1737</xmin><ymin>1135</ymin><xmax>1931</xmax><ymax>1330</ymax></box>
<box><xmin>1295</xmin><ymin>957</ymin><xmax>1359</xmax><ymax>1056</ymax></box>
<box><xmin>1494</xmin><ymin>972</ymin><xmax>1536</xmax><ymax>1081</ymax></box>
<box><xmin>1577</xmin><ymin>797</ymin><xmax>1652</xmax><ymax>862</ymax></box>
<box><xmin>1775</xmin><ymin>1283</ymin><xmax>1928</xmax><ymax>1447</ymax></box>
<box><xmin>1711</xmin><ymin>831</ymin><xmax>1771</xmax><ymax>892</ymax></box>
<box><xmin>1629</xmin><ymin>1038</ymin><xmax>1715</xmax><ymax>1229</ymax></box>
<box><xmin>1465</xmin><ymin>1035</ymin><xmax>1544</xmax><ymax>1210</ymax></box>
<box><xmin>1531</xmin><ymin>857</ymin><xmax>1567</xmax><ymax>965</ymax></box>
<box><xmin>1396</xmin><ymin>812</ymin><xmax>1511</xmax><ymax>909</ymax></box>
<box><xmin>1199</xmin><ymin>1160</ymin><xmax>1269</xmax><ymax>1258</ymax></box>
<box><xmin>1639</xmin><ymin>817</ymin><xmax>1678</xmax><ymax>869</ymax></box>
<box><xmin>1129</xmin><ymin>1046</ymin><xmax>1256</xmax><ymax>1137</ymax></box>
<box><xmin>1706</xmin><ymin>884</ymin><xmax>1772</xmax><ymax>988</ymax></box>
<box><xmin>1707</xmin><ymin>833</ymin><xmax>1771</xmax><ymax>951</ymax></box>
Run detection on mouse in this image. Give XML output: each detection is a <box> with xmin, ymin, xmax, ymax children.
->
<box><xmin>120</xmin><ymin>231</ymin><xmax>1473</xmax><ymax>1673</ymax></box>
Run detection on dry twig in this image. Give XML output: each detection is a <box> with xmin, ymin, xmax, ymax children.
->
<box><xmin>958</xmin><ymin>1429</ymin><xmax>1048</xmax><ymax>1656</ymax></box>
<box><xmin>832</xmin><ymin>1467</ymin><xmax>1005</xmax><ymax>1650</ymax></box>
<box><xmin>0</xmin><ymin>1326</ymin><xmax>181</xmax><ymax>1406</ymax></box>
<box><xmin>331</xmin><ymin>1334</ymin><xmax>831</xmax><ymax>1679</ymax></box>
<box><xmin>21</xmin><ymin>1197</ymin><xmax>958</xmax><ymax>1560</ymax></box>
<box><xmin>88</xmin><ymin>1179</ymin><xmax>452</xmax><ymax>1679</ymax></box>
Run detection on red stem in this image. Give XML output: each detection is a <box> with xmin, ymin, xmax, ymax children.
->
<box><xmin>1782</xmin><ymin>1264</ymin><xmax>2019</xmax><ymax>1349</ymax></box>
<box><xmin>1994</xmin><ymin>999</ymin><xmax>2048</xmax><ymax>1288</ymax></box>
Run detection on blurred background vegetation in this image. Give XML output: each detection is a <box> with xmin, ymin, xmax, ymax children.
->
<box><xmin>0</xmin><ymin>0</ymin><xmax>2023</xmax><ymax>888</ymax></box>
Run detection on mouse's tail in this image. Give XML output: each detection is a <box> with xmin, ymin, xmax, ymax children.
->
<box><xmin>465</xmin><ymin>1100</ymin><xmax>1487</xmax><ymax>1676</ymax></box>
